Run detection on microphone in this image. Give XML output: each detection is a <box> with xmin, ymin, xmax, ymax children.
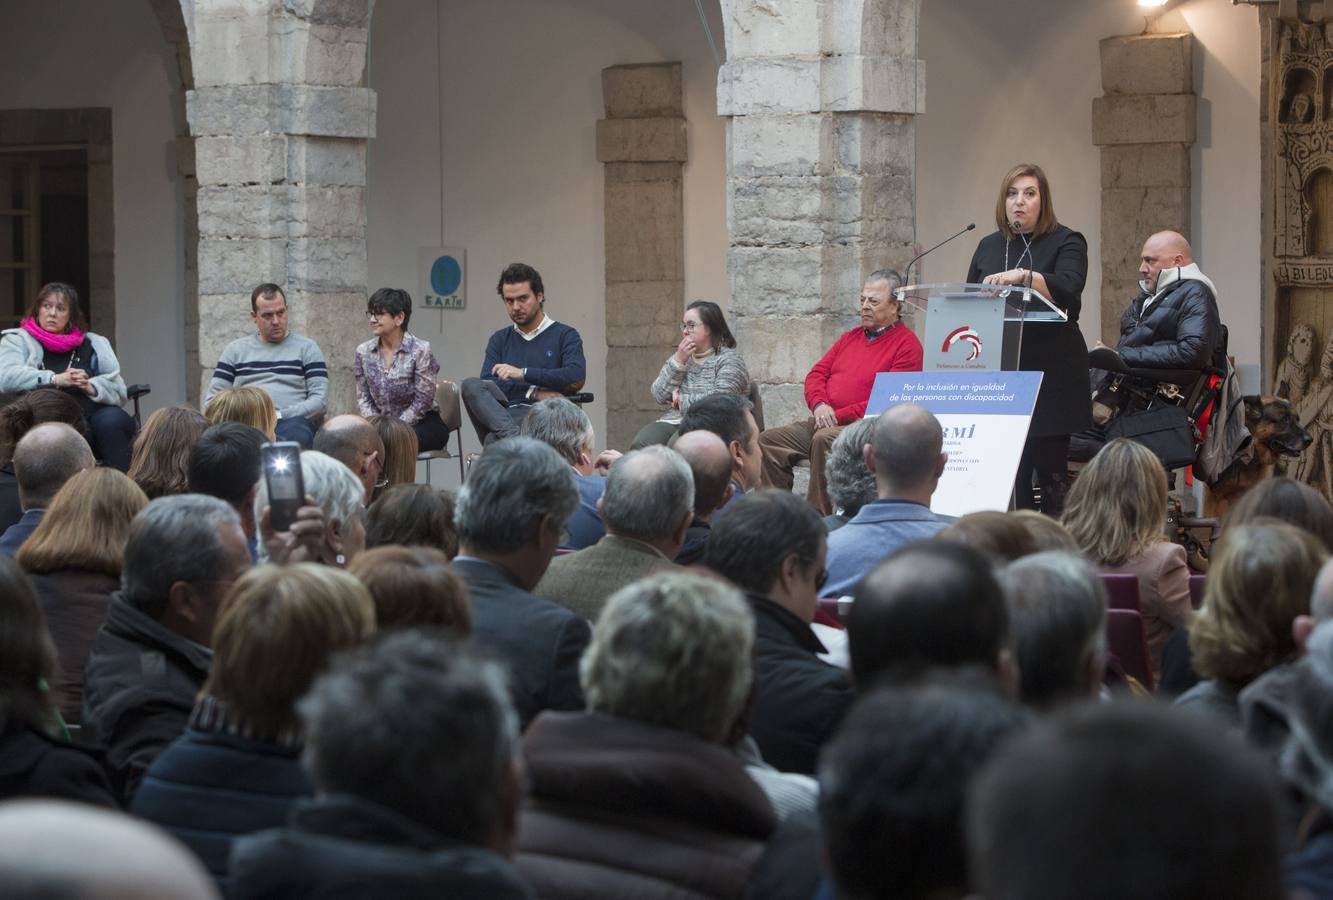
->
<box><xmin>902</xmin><ymin>222</ymin><xmax>976</xmax><ymax>289</ymax></box>
<box><xmin>1012</xmin><ymin>221</ymin><xmax>1035</xmax><ymax>301</ymax></box>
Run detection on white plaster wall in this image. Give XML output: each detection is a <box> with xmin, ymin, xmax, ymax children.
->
<box><xmin>367</xmin><ymin>0</ymin><xmax>729</xmax><ymax>476</ymax></box>
<box><xmin>0</xmin><ymin>1</ymin><xmax>185</xmax><ymax>411</ymax></box>
<box><xmin>918</xmin><ymin>0</ymin><xmax>1262</xmax><ymax>373</ymax></box>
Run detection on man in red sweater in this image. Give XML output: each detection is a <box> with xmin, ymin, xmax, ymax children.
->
<box><xmin>759</xmin><ymin>270</ymin><xmax>923</xmax><ymax>514</ymax></box>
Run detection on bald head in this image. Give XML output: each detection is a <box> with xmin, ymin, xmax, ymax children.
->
<box><xmin>673</xmin><ymin>429</ymin><xmax>733</xmax><ymax>516</ymax></box>
<box><xmin>1140</xmin><ymin>231</ymin><xmax>1194</xmax><ymax>293</ymax></box>
<box><xmin>868</xmin><ymin>404</ymin><xmax>946</xmax><ymax>499</ymax></box>
<box><xmin>314</xmin><ymin>415</ymin><xmax>385</xmax><ymax>504</ymax></box>
<box><xmin>1312</xmin><ymin>558</ymin><xmax>1333</xmax><ymax>622</ymax></box>
<box><xmin>13</xmin><ymin>422</ymin><xmax>93</xmax><ymax>510</ymax></box>
<box><xmin>0</xmin><ymin>800</ymin><xmax>219</xmax><ymax>899</ymax></box>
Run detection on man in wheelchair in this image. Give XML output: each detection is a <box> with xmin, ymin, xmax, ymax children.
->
<box><xmin>1070</xmin><ymin>230</ymin><xmax>1222</xmax><ymax>467</ymax></box>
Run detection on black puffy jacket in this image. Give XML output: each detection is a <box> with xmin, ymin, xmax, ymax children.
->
<box><xmin>1117</xmin><ymin>265</ymin><xmax>1220</xmax><ymax>371</ymax></box>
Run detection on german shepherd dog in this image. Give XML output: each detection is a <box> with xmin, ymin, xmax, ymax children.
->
<box><xmin>1207</xmin><ymin>395</ymin><xmax>1313</xmax><ymax>516</ymax></box>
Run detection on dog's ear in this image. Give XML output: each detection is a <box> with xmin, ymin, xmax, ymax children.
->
<box><xmin>1242</xmin><ymin>394</ymin><xmax>1262</xmax><ymax>427</ymax></box>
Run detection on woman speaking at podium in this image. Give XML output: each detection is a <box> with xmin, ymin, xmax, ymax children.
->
<box><xmin>966</xmin><ymin>163</ymin><xmax>1089</xmax><ymax>516</ymax></box>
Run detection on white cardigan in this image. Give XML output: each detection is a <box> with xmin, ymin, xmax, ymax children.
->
<box><xmin>0</xmin><ymin>328</ymin><xmax>128</xmax><ymax>407</ymax></box>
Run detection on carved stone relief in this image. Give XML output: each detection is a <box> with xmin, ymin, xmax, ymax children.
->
<box><xmin>1267</xmin><ymin>15</ymin><xmax>1333</xmax><ymax>498</ymax></box>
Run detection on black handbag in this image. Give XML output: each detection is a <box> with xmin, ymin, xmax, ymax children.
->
<box><xmin>1105</xmin><ymin>405</ymin><xmax>1197</xmax><ymax>470</ymax></box>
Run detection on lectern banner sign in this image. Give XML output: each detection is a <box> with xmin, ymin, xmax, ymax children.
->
<box><xmin>922</xmin><ymin>294</ymin><xmax>1005</xmax><ymax>371</ymax></box>
<box><xmin>865</xmin><ymin>371</ymin><xmax>1043</xmax><ymax>517</ymax></box>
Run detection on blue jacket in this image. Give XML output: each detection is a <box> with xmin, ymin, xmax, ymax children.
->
<box><xmin>562</xmin><ymin>472</ymin><xmax>605</xmax><ymax>550</ymax></box>
<box><xmin>823</xmin><ymin>500</ymin><xmax>948</xmax><ymax>597</ymax></box>
<box><xmin>480</xmin><ymin>320</ymin><xmax>586</xmax><ymax>403</ymax></box>
<box><xmin>0</xmin><ymin>507</ymin><xmax>42</xmax><ymax>556</ymax></box>
<box><xmin>131</xmin><ymin>716</ymin><xmax>312</xmax><ymax>893</ymax></box>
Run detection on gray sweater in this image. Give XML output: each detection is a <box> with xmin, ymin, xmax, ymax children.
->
<box><xmin>648</xmin><ymin>347</ymin><xmax>750</xmax><ymax>425</ymax></box>
<box><xmin>205</xmin><ymin>333</ymin><xmax>328</xmax><ymax>420</ymax></box>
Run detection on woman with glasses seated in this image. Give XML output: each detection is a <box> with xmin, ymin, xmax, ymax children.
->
<box><xmin>352</xmin><ymin>288</ymin><xmax>450</xmax><ymax>451</ymax></box>
<box><xmin>631</xmin><ymin>300</ymin><xmax>750</xmax><ymax>449</ymax></box>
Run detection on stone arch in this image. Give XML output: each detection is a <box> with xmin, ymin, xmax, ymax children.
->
<box><xmin>1305</xmin><ymin>166</ymin><xmax>1333</xmax><ymax>254</ymax></box>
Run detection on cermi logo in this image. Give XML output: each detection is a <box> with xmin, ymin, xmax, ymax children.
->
<box><xmin>941</xmin><ymin>325</ymin><xmax>983</xmax><ymax>362</ymax></box>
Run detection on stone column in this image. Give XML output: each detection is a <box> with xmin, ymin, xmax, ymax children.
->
<box><xmin>185</xmin><ymin>0</ymin><xmax>375</xmax><ymax>413</ymax></box>
<box><xmin>1092</xmin><ymin>33</ymin><xmax>1195</xmax><ymax>345</ymax></box>
<box><xmin>717</xmin><ymin>0</ymin><xmax>923</xmax><ymax>428</ymax></box>
<box><xmin>597</xmin><ymin>63</ymin><xmax>688</xmax><ymax>450</ymax></box>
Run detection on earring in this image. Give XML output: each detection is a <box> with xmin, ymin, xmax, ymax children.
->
<box><xmin>335</xmin><ymin>553</ymin><xmax>346</xmax><ymax>567</ymax></box>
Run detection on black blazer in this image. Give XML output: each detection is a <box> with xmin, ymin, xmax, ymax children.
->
<box><xmin>451</xmin><ymin>557</ymin><xmax>592</xmax><ymax>730</ymax></box>
<box><xmin>967</xmin><ymin>224</ymin><xmax>1091</xmax><ymax>437</ymax></box>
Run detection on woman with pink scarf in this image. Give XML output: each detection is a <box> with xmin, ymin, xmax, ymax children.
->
<box><xmin>0</xmin><ymin>283</ymin><xmax>136</xmax><ymax>470</ymax></box>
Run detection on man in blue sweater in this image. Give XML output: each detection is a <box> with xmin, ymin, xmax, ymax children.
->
<box><xmin>461</xmin><ymin>263</ymin><xmax>586</xmax><ymax>446</ymax></box>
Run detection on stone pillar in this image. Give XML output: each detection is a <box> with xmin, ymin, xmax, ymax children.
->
<box><xmin>717</xmin><ymin>0</ymin><xmax>923</xmax><ymax>428</ymax></box>
<box><xmin>185</xmin><ymin>0</ymin><xmax>376</xmax><ymax>414</ymax></box>
<box><xmin>1092</xmin><ymin>33</ymin><xmax>1195</xmax><ymax>345</ymax></box>
<box><xmin>597</xmin><ymin>63</ymin><xmax>688</xmax><ymax>450</ymax></box>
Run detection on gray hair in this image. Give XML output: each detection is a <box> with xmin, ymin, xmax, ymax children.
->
<box><xmin>825</xmin><ymin>417</ymin><xmax>877</xmax><ymax>517</ymax></box>
<box><xmin>520</xmin><ymin>398</ymin><xmax>595</xmax><ymax>465</ymax></box>
<box><xmin>998</xmin><ymin>551</ymin><xmax>1107</xmax><ymax>708</ymax></box>
<box><xmin>872</xmin><ymin>403</ymin><xmax>944</xmax><ymax>491</ymax></box>
<box><xmin>582</xmin><ymin>573</ymin><xmax>753</xmax><ymax>743</ymax></box>
<box><xmin>866</xmin><ymin>268</ymin><xmax>903</xmax><ymax>292</ymax></box>
<box><xmin>253</xmin><ymin>451</ymin><xmax>364</xmax><ymax>563</ymax></box>
<box><xmin>455</xmin><ymin>437</ymin><xmax>578</xmax><ymax>553</ymax></box>
<box><xmin>299</xmin><ymin>630</ymin><xmax>518</xmax><ymax>846</ymax></box>
<box><xmin>13</xmin><ymin>422</ymin><xmax>92</xmax><ymax>507</ymax></box>
<box><xmin>601</xmin><ymin>446</ymin><xmax>694</xmax><ymax>542</ymax></box>
<box><xmin>122</xmin><ymin>494</ymin><xmax>242</xmax><ymax>620</ymax></box>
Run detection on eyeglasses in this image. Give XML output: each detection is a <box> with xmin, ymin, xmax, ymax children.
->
<box><xmin>816</xmin><ymin>568</ymin><xmax>829</xmax><ymax>592</ymax></box>
<box><xmin>366</xmin><ymin>311</ymin><xmax>388</xmax><ymax>321</ymax></box>
<box><xmin>680</xmin><ymin>321</ymin><xmax>700</xmax><ymax>332</ymax></box>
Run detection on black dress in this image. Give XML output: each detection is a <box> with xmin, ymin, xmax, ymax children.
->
<box><xmin>967</xmin><ymin>224</ymin><xmax>1091</xmax><ymax>438</ymax></box>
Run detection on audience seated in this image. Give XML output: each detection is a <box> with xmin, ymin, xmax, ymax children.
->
<box><xmin>706</xmin><ymin>489</ymin><xmax>853</xmax><ymax>775</ymax></box>
<box><xmin>516</xmin><ymin>573</ymin><xmax>777</xmax><ymax>898</ymax></box>
<box><xmin>347</xmin><ymin>545</ymin><xmax>470</xmax><ymax>632</ymax></box>
<box><xmin>127</xmin><ymin>406</ymin><xmax>209</xmax><ymax>500</ymax></box>
<box><xmin>1061</xmin><ymin>438</ymin><xmax>1192</xmax><ymax>683</ymax></box>
<box><xmin>1253</xmin><ymin>620</ymin><xmax>1333</xmax><ymax>895</ymax></box>
<box><xmin>0</xmin><ymin>387</ymin><xmax>88</xmax><ymax>533</ymax></box>
<box><xmin>364</xmin><ymin>483</ymin><xmax>458</xmax><ymax>557</ymax></box>
<box><xmin>536</xmin><ymin>445</ymin><xmax>690</xmax><ymax>621</ymax></box>
<box><xmin>204</xmin><ymin>386</ymin><xmax>276</xmax><ymax>441</ymax></box>
<box><xmin>849</xmin><ymin>542</ymin><xmax>1016</xmax><ymax>694</ymax></box>
<box><xmin>1008</xmin><ymin>508</ymin><xmax>1081</xmax><ymax>553</ymax></box>
<box><xmin>131</xmin><ymin>564</ymin><xmax>374</xmax><ymax>892</ymax></box>
<box><xmin>1224</xmin><ymin>476</ymin><xmax>1333</xmax><ymax>552</ymax></box>
<box><xmin>82</xmin><ymin>495</ymin><xmax>252</xmax><ymax>801</ymax></box>
<box><xmin>824</xmin><ymin>404</ymin><xmax>948</xmax><ymax>597</ymax></box>
<box><xmin>1242</xmin><ymin>556</ymin><xmax>1333</xmax><ymax>758</ymax></box>
<box><xmin>368</xmin><ymin>413</ymin><xmax>418</xmax><ymax>491</ymax></box>
<box><xmin>818</xmin><ymin>676</ymin><xmax>1028</xmax><ymax>900</ymax></box>
<box><xmin>0</xmin><ymin>555</ymin><xmax>115</xmax><ymax>808</ymax></box>
<box><xmin>1177</xmin><ymin>521</ymin><xmax>1327</xmax><ymax>726</ymax></box>
<box><xmin>189</xmin><ymin>422</ymin><xmax>266</xmax><ymax>560</ymax></box>
<box><xmin>313</xmin><ymin>414</ymin><xmax>385</xmax><ymax>507</ymax></box>
<box><xmin>997</xmin><ymin>551</ymin><xmax>1107</xmax><ymax>709</ymax></box>
<box><xmin>1</xmin><ymin>422</ymin><xmax>94</xmax><ymax>556</ymax></box>
<box><xmin>17</xmin><ymin>467</ymin><xmax>148</xmax><ymax>721</ymax></box>
<box><xmin>676</xmin><ymin>393</ymin><xmax>763</xmax><ymax>506</ymax></box>
<box><xmin>936</xmin><ymin>510</ymin><xmax>1040</xmax><ymax>563</ymax></box>
<box><xmin>451</xmin><ymin>437</ymin><xmax>591</xmax><ymax>728</ymax></box>
<box><xmin>968</xmin><ymin>702</ymin><xmax>1285</xmax><ymax>900</ymax></box>
<box><xmin>520</xmin><ymin>397</ymin><xmax>611</xmax><ymax>550</ymax></box>
<box><xmin>231</xmin><ymin>631</ymin><xmax>534</xmax><ymax>899</ymax></box>
<box><xmin>254</xmin><ymin>450</ymin><xmax>366</xmax><ymax>567</ymax></box>
<box><xmin>0</xmin><ymin>800</ymin><xmax>220</xmax><ymax>899</ymax></box>
<box><xmin>671</xmin><ymin>429</ymin><xmax>734</xmax><ymax>564</ymax></box>
<box><xmin>821</xmin><ymin>417</ymin><xmax>877</xmax><ymax>532</ymax></box>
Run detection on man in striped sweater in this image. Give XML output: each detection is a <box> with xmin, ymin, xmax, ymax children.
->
<box><xmin>205</xmin><ymin>283</ymin><xmax>329</xmax><ymax>448</ymax></box>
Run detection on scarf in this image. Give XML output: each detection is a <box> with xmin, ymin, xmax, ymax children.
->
<box><xmin>21</xmin><ymin>318</ymin><xmax>85</xmax><ymax>353</ymax></box>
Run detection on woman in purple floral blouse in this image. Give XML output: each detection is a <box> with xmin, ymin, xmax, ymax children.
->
<box><xmin>353</xmin><ymin>288</ymin><xmax>450</xmax><ymax>451</ymax></box>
